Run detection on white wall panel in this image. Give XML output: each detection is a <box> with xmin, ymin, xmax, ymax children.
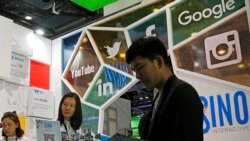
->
<box><xmin>12</xmin><ymin>24</ymin><xmax>51</xmax><ymax>64</ymax></box>
<box><xmin>0</xmin><ymin>16</ymin><xmax>12</xmax><ymax>79</ymax></box>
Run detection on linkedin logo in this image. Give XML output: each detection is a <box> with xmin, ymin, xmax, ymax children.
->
<box><xmin>205</xmin><ymin>30</ymin><xmax>242</xmax><ymax>69</ymax></box>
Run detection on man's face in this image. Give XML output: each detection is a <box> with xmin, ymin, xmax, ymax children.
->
<box><xmin>130</xmin><ymin>56</ymin><xmax>158</xmax><ymax>89</ymax></box>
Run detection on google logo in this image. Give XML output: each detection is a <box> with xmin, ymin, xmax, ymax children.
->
<box><xmin>178</xmin><ymin>0</ymin><xmax>236</xmax><ymax>25</ymax></box>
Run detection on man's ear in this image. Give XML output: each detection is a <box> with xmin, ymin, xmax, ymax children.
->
<box><xmin>154</xmin><ymin>56</ymin><xmax>163</xmax><ymax>69</ymax></box>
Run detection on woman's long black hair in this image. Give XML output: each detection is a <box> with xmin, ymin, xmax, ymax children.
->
<box><xmin>57</xmin><ymin>92</ymin><xmax>83</xmax><ymax>131</ymax></box>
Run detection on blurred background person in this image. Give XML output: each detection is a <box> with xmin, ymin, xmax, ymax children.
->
<box><xmin>57</xmin><ymin>92</ymin><xmax>82</xmax><ymax>141</ymax></box>
<box><xmin>0</xmin><ymin>111</ymin><xmax>30</xmax><ymax>141</ymax></box>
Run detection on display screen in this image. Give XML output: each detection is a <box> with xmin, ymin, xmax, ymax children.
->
<box><xmin>131</xmin><ymin>116</ymin><xmax>140</xmax><ymax>137</ymax></box>
<box><xmin>70</xmin><ymin>0</ymin><xmax>117</xmax><ymax>11</ymax></box>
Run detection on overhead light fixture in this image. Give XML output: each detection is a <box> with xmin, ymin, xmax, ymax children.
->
<box><xmin>25</xmin><ymin>16</ymin><xmax>32</xmax><ymax>20</ymax></box>
<box><xmin>35</xmin><ymin>29</ymin><xmax>44</xmax><ymax>35</ymax></box>
<box><xmin>153</xmin><ymin>8</ymin><xmax>159</xmax><ymax>13</ymax></box>
<box><xmin>70</xmin><ymin>0</ymin><xmax>118</xmax><ymax>11</ymax></box>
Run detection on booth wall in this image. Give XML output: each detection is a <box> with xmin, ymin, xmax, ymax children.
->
<box><xmin>50</xmin><ymin>0</ymin><xmax>154</xmax><ymax>120</ymax></box>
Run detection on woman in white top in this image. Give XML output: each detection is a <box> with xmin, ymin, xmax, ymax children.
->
<box><xmin>0</xmin><ymin>111</ymin><xmax>30</xmax><ymax>141</ymax></box>
<box><xmin>57</xmin><ymin>92</ymin><xmax>82</xmax><ymax>141</ymax></box>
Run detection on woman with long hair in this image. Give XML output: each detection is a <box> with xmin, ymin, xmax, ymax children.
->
<box><xmin>0</xmin><ymin>111</ymin><xmax>30</xmax><ymax>141</ymax></box>
<box><xmin>57</xmin><ymin>92</ymin><xmax>82</xmax><ymax>141</ymax></box>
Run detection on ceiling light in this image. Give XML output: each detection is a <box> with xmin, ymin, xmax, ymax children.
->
<box><xmin>119</xmin><ymin>53</ymin><xmax>125</xmax><ymax>59</ymax></box>
<box><xmin>218</xmin><ymin>49</ymin><xmax>226</xmax><ymax>55</ymax></box>
<box><xmin>25</xmin><ymin>16</ymin><xmax>32</xmax><ymax>20</ymax></box>
<box><xmin>194</xmin><ymin>62</ymin><xmax>200</xmax><ymax>67</ymax></box>
<box><xmin>238</xmin><ymin>64</ymin><xmax>245</xmax><ymax>68</ymax></box>
<box><xmin>191</xmin><ymin>32</ymin><xmax>197</xmax><ymax>36</ymax></box>
<box><xmin>153</xmin><ymin>8</ymin><xmax>159</xmax><ymax>13</ymax></box>
<box><xmin>35</xmin><ymin>29</ymin><xmax>44</xmax><ymax>35</ymax></box>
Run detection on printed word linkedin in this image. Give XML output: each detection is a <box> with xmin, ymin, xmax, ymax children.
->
<box><xmin>96</xmin><ymin>79</ymin><xmax>114</xmax><ymax>97</ymax></box>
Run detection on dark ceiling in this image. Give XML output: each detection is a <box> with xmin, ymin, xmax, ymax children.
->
<box><xmin>0</xmin><ymin>0</ymin><xmax>104</xmax><ymax>39</ymax></box>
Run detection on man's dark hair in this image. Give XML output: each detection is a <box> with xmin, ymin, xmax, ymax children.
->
<box><xmin>57</xmin><ymin>92</ymin><xmax>82</xmax><ymax>131</ymax></box>
<box><xmin>1</xmin><ymin>111</ymin><xmax>24</xmax><ymax>138</ymax></box>
<box><xmin>126</xmin><ymin>36</ymin><xmax>171</xmax><ymax>68</ymax></box>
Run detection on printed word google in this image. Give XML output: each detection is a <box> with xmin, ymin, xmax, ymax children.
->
<box><xmin>178</xmin><ymin>0</ymin><xmax>235</xmax><ymax>25</ymax></box>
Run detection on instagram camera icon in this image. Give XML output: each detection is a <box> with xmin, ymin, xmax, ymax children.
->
<box><xmin>205</xmin><ymin>30</ymin><xmax>242</xmax><ymax>69</ymax></box>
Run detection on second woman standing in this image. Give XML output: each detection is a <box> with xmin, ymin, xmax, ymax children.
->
<box><xmin>57</xmin><ymin>92</ymin><xmax>82</xmax><ymax>141</ymax></box>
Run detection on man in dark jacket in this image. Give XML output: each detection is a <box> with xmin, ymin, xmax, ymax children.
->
<box><xmin>126</xmin><ymin>36</ymin><xmax>203</xmax><ymax>141</ymax></box>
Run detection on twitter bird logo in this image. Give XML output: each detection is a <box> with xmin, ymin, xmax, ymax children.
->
<box><xmin>105</xmin><ymin>41</ymin><xmax>121</xmax><ymax>58</ymax></box>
